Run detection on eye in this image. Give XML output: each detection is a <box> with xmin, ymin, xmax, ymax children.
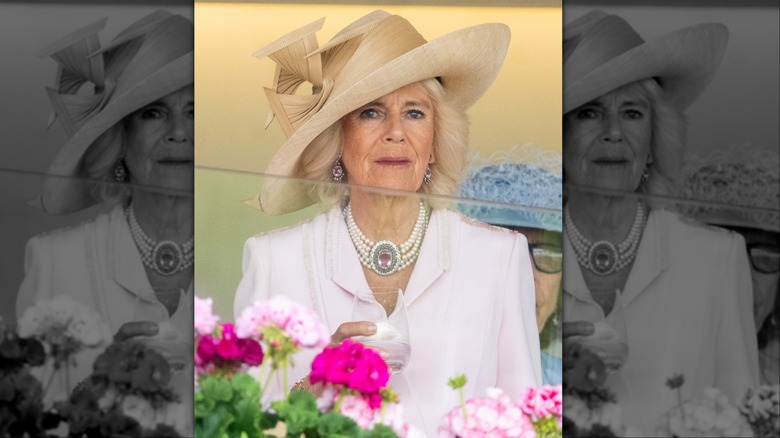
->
<box><xmin>407</xmin><ymin>109</ymin><xmax>426</xmax><ymax>119</ymax></box>
<box><xmin>359</xmin><ymin>108</ymin><xmax>379</xmax><ymax>119</ymax></box>
<box><xmin>140</xmin><ymin>107</ymin><xmax>164</xmax><ymax>120</ymax></box>
<box><xmin>623</xmin><ymin>109</ymin><xmax>645</xmax><ymax>119</ymax></box>
<box><xmin>575</xmin><ymin>107</ymin><xmax>600</xmax><ymax>120</ymax></box>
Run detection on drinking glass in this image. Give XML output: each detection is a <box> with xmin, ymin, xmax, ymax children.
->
<box><xmin>132</xmin><ymin>288</ymin><xmax>191</xmax><ymax>373</ymax></box>
<box><xmin>575</xmin><ymin>288</ymin><xmax>629</xmax><ymax>373</ymax></box>
<box><xmin>352</xmin><ymin>287</ymin><xmax>411</xmax><ymax>374</ymax></box>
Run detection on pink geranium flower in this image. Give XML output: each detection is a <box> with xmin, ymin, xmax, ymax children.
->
<box><xmin>235</xmin><ymin>295</ymin><xmax>330</xmax><ymax>348</ymax></box>
<box><xmin>194</xmin><ymin>296</ymin><xmax>219</xmax><ymax>336</ymax></box>
<box><xmin>520</xmin><ymin>385</ymin><xmax>563</xmax><ymax>421</ymax></box>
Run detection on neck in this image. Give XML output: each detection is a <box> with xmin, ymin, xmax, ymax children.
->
<box><xmin>348</xmin><ymin>191</ymin><xmax>423</xmax><ymax>243</ymax></box>
<box><xmin>566</xmin><ymin>192</ymin><xmax>640</xmax><ymax>242</ymax></box>
<box><xmin>129</xmin><ymin>191</ymin><xmax>193</xmax><ymax>243</ymax></box>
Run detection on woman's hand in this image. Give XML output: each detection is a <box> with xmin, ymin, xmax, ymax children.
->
<box><xmin>114</xmin><ymin>321</ymin><xmax>159</xmax><ymax>342</ymax></box>
<box><xmin>563</xmin><ymin>321</ymin><xmax>595</xmax><ymax>338</ymax></box>
<box><xmin>292</xmin><ymin>321</ymin><xmax>380</xmax><ymax>394</ymax></box>
<box><xmin>329</xmin><ymin>321</ymin><xmax>377</xmax><ymax>345</ymax></box>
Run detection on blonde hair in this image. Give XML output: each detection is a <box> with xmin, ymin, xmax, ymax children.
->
<box><xmin>296</xmin><ymin>78</ymin><xmax>470</xmax><ymax>209</ymax></box>
<box><xmin>79</xmin><ymin>121</ymin><xmax>130</xmax><ymax>207</ymax></box>
<box><xmin>633</xmin><ymin>78</ymin><xmax>687</xmax><ymax>201</ymax></box>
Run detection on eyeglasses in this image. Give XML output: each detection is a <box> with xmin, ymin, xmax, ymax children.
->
<box><xmin>747</xmin><ymin>244</ymin><xmax>780</xmax><ymax>274</ymax></box>
<box><xmin>528</xmin><ymin>243</ymin><xmax>562</xmax><ymax>274</ymax></box>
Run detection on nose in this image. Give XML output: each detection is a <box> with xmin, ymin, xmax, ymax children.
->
<box><xmin>165</xmin><ymin>112</ymin><xmax>190</xmax><ymax>144</ymax></box>
<box><xmin>601</xmin><ymin>114</ymin><xmax>623</xmax><ymax>143</ymax></box>
<box><xmin>383</xmin><ymin>114</ymin><xmax>406</xmax><ymax>144</ymax></box>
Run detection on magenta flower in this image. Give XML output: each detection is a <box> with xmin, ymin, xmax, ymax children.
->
<box><xmin>195</xmin><ymin>323</ymin><xmax>264</xmax><ymax>371</ymax></box>
<box><xmin>310</xmin><ymin>339</ymin><xmax>389</xmax><ymax>408</ymax></box>
<box><xmin>215</xmin><ymin>324</ymin><xmax>242</xmax><ymax>360</ymax></box>
<box><xmin>241</xmin><ymin>338</ymin><xmax>264</xmax><ymax>366</ymax></box>
<box><xmin>195</xmin><ymin>335</ymin><xmax>217</xmax><ymax>367</ymax></box>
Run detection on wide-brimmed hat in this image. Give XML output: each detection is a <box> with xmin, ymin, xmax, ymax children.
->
<box><xmin>253</xmin><ymin>10</ymin><xmax>510</xmax><ymax>215</ymax></box>
<box><xmin>682</xmin><ymin>144</ymin><xmax>779</xmax><ymax>233</ymax></box>
<box><xmin>458</xmin><ymin>144</ymin><xmax>562</xmax><ymax>232</ymax></box>
<box><xmin>563</xmin><ymin>9</ymin><xmax>728</xmax><ymax>114</ymax></box>
<box><xmin>34</xmin><ymin>10</ymin><xmax>193</xmax><ymax>214</ymax></box>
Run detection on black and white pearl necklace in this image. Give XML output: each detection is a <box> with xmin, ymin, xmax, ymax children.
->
<box><xmin>126</xmin><ymin>204</ymin><xmax>194</xmax><ymax>276</ymax></box>
<box><xmin>345</xmin><ymin>201</ymin><xmax>428</xmax><ymax>276</ymax></box>
<box><xmin>564</xmin><ymin>201</ymin><xmax>645</xmax><ymax>276</ymax></box>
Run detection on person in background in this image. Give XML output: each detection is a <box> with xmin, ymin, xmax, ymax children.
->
<box><xmin>684</xmin><ymin>144</ymin><xmax>780</xmax><ymax>385</ymax></box>
<box><xmin>458</xmin><ymin>150</ymin><xmax>563</xmax><ymax>386</ymax></box>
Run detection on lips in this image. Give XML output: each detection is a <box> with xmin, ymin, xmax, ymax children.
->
<box><xmin>157</xmin><ymin>158</ymin><xmax>193</xmax><ymax>165</ymax></box>
<box><xmin>375</xmin><ymin>157</ymin><xmax>410</xmax><ymax>166</ymax></box>
<box><xmin>592</xmin><ymin>157</ymin><xmax>630</xmax><ymax>165</ymax></box>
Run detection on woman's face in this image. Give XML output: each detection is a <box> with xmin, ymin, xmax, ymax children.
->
<box><xmin>563</xmin><ymin>83</ymin><xmax>653</xmax><ymax>192</ymax></box>
<box><xmin>739</xmin><ymin>228</ymin><xmax>780</xmax><ymax>330</ymax></box>
<box><xmin>124</xmin><ymin>85</ymin><xmax>194</xmax><ymax>193</ymax></box>
<box><xmin>341</xmin><ymin>83</ymin><xmax>435</xmax><ymax>192</ymax></box>
<box><xmin>513</xmin><ymin>226</ymin><xmax>562</xmax><ymax>333</ymax></box>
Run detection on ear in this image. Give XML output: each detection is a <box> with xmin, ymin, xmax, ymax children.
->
<box><xmin>428</xmin><ymin>153</ymin><xmax>435</xmax><ymax>164</ymax></box>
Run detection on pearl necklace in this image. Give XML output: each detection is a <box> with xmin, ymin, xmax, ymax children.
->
<box><xmin>564</xmin><ymin>201</ymin><xmax>645</xmax><ymax>276</ymax></box>
<box><xmin>345</xmin><ymin>201</ymin><xmax>428</xmax><ymax>276</ymax></box>
<box><xmin>126</xmin><ymin>204</ymin><xmax>194</xmax><ymax>276</ymax></box>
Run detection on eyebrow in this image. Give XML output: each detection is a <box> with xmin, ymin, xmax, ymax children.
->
<box><xmin>362</xmin><ymin>99</ymin><xmax>432</xmax><ymax>109</ymax></box>
<box><xmin>142</xmin><ymin>99</ymin><xmax>194</xmax><ymax>108</ymax></box>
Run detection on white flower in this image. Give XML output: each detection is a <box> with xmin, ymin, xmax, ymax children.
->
<box><xmin>17</xmin><ymin>301</ymin><xmax>51</xmax><ymax>338</ymax></box>
<box><xmin>156</xmin><ymin>399</ymin><xmax>192</xmax><ymax>437</ymax></box>
<box><xmin>98</xmin><ymin>386</ymin><xmax>118</xmax><ymax>411</ymax></box>
<box><xmin>120</xmin><ymin>395</ymin><xmax>157</xmax><ymax>431</ymax></box>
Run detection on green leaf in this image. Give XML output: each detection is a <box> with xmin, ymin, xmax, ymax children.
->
<box><xmin>364</xmin><ymin>424</ymin><xmax>400</xmax><ymax>438</ymax></box>
<box><xmin>201</xmin><ymin>375</ymin><xmax>234</xmax><ymax>402</ymax></box>
<box><xmin>275</xmin><ymin>391</ymin><xmax>319</xmax><ymax>436</ymax></box>
<box><xmin>316</xmin><ymin>412</ymin><xmax>360</xmax><ymax>438</ymax></box>
<box><xmin>447</xmin><ymin>374</ymin><xmax>467</xmax><ymax>389</ymax></box>
<box><xmin>258</xmin><ymin>411</ymin><xmax>280</xmax><ymax>431</ymax></box>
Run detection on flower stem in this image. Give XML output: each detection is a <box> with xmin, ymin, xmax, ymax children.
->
<box><xmin>259</xmin><ymin>361</ymin><xmax>273</xmax><ymax>401</ymax></box>
<box><xmin>459</xmin><ymin>387</ymin><xmax>467</xmax><ymax>420</ymax></box>
<box><xmin>282</xmin><ymin>357</ymin><xmax>289</xmax><ymax>398</ymax></box>
<box><xmin>677</xmin><ymin>387</ymin><xmax>686</xmax><ymax>424</ymax></box>
<box><xmin>42</xmin><ymin>359</ymin><xmax>59</xmax><ymax>400</ymax></box>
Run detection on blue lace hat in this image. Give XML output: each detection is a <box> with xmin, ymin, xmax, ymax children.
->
<box><xmin>682</xmin><ymin>144</ymin><xmax>779</xmax><ymax>233</ymax></box>
<box><xmin>458</xmin><ymin>145</ymin><xmax>562</xmax><ymax>231</ymax></box>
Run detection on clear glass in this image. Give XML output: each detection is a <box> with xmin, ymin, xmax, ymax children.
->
<box><xmin>575</xmin><ymin>288</ymin><xmax>629</xmax><ymax>373</ymax></box>
<box><xmin>352</xmin><ymin>287</ymin><xmax>411</xmax><ymax>374</ymax></box>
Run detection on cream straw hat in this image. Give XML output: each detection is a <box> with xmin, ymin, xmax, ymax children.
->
<box><xmin>34</xmin><ymin>10</ymin><xmax>193</xmax><ymax>214</ymax></box>
<box><xmin>563</xmin><ymin>9</ymin><xmax>728</xmax><ymax>114</ymax></box>
<box><xmin>253</xmin><ymin>10</ymin><xmax>510</xmax><ymax>215</ymax></box>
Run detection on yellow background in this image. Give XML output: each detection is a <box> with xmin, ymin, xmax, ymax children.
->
<box><xmin>194</xmin><ymin>3</ymin><xmax>562</xmax><ymax>319</ymax></box>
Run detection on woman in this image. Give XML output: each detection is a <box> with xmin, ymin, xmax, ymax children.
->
<box><xmin>234</xmin><ymin>10</ymin><xmax>541</xmax><ymax>435</ymax></box>
<box><xmin>15</xmin><ymin>10</ymin><xmax>194</xmax><ymax>408</ymax></box>
<box><xmin>457</xmin><ymin>150</ymin><xmax>563</xmax><ymax>385</ymax></box>
<box><xmin>683</xmin><ymin>145</ymin><xmax>780</xmax><ymax>385</ymax></box>
<box><xmin>561</xmin><ymin>10</ymin><xmax>759</xmax><ymax>435</ymax></box>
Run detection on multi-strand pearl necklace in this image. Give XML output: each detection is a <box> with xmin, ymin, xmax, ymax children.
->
<box><xmin>564</xmin><ymin>201</ymin><xmax>645</xmax><ymax>276</ymax></box>
<box><xmin>345</xmin><ymin>201</ymin><xmax>429</xmax><ymax>276</ymax></box>
<box><xmin>126</xmin><ymin>204</ymin><xmax>194</xmax><ymax>276</ymax></box>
